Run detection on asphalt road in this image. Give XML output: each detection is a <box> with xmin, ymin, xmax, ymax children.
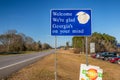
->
<box><xmin>0</xmin><ymin>50</ymin><xmax>55</xmax><ymax>79</ymax></box>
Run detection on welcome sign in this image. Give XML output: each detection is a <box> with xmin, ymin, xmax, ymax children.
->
<box><xmin>51</xmin><ymin>9</ymin><xmax>91</xmax><ymax>36</ymax></box>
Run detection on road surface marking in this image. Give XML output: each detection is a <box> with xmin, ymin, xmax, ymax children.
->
<box><xmin>0</xmin><ymin>54</ymin><xmax>44</xmax><ymax>70</ymax></box>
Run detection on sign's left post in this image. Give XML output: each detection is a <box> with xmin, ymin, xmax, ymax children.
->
<box><xmin>54</xmin><ymin>36</ymin><xmax>57</xmax><ymax>80</ymax></box>
<box><xmin>51</xmin><ymin>10</ymin><xmax>58</xmax><ymax>80</ymax></box>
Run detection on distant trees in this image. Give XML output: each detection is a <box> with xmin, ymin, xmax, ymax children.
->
<box><xmin>0</xmin><ymin>30</ymin><xmax>52</xmax><ymax>52</ymax></box>
<box><xmin>72</xmin><ymin>37</ymin><xmax>85</xmax><ymax>53</ymax></box>
<box><xmin>89</xmin><ymin>32</ymin><xmax>117</xmax><ymax>52</ymax></box>
<box><xmin>0</xmin><ymin>30</ymin><xmax>21</xmax><ymax>52</ymax></box>
<box><xmin>42</xmin><ymin>43</ymin><xmax>52</xmax><ymax>50</ymax></box>
<box><xmin>72</xmin><ymin>37</ymin><xmax>84</xmax><ymax>48</ymax></box>
<box><xmin>72</xmin><ymin>32</ymin><xmax>117</xmax><ymax>53</ymax></box>
<box><xmin>65</xmin><ymin>42</ymin><xmax>69</xmax><ymax>49</ymax></box>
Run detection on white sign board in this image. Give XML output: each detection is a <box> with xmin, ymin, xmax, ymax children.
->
<box><xmin>90</xmin><ymin>43</ymin><xmax>95</xmax><ymax>53</ymax></box>
<box><xmin>79</xmin><ymin>64</ymin><xmax>103</xmax><ymax>80</ymax></box>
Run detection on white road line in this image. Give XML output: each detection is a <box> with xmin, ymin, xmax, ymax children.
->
<box><xmin>0</xmin><ymin>55</ymin><xmax>43</xmax><ymax>70</ymax></box>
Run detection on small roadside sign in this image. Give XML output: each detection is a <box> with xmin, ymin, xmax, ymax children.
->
<box><xmin>51</xmin><ymin>9</ymin><xmax>91</xmax><ymax>36</ymax></box>
<box><xmin>79</xmin><ymin>64</ymin><xmax>103</xmax><ymax>80</ymax></box>
<box><xmin>90</xmin><ymin>43</ymin><xmax>95</xmax><ymax>53</ymax></box>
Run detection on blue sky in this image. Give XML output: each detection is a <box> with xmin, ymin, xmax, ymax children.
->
<box><xmin>0</xmin><ymin>0</ymin><xmax>120</xmax><ymax>47</ymax></box>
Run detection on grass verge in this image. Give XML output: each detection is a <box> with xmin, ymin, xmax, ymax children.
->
<box><xmin>7</xmin><ymin>50</ymin><xmax>120</xmax><ymax>80</ymax></box>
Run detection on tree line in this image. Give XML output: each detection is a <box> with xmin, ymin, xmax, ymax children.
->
<box><xmin>72</xmin><ymin>32</ymin><xmax>117</xmax><ymax>53</ymax></box>
<box><xmin>0</xmin><ymin>30</ymin><xmax>52</xmax><ymax>52</ymax></box>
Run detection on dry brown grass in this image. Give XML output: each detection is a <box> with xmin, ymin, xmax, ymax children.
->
<box><xmin>8</xmin><ymin>50</ymin><xmax>120</xmax><ymax>80</ymax></box>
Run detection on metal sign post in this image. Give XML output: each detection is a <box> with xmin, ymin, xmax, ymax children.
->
<box><xmin>85</xmin><ymin>37</ymin><xmax>88</xmax><ymax>66</ymax></box>
<box><xmin>54</xmin><ymin>36</ymin><xmax>57</xmax><ymax>80</ymax></box>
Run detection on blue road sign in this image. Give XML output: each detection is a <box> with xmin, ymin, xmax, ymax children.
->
<box><xmin>117</xmin><ymin>43</ymin><xmax>120</xmax><ymax>47</ymax></box>
<box><xmin>51</xmin><ymin>9</ymin><xmax>91</xmax><ymax>36</ymax></box>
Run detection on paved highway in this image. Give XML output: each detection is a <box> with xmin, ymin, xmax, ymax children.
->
<box><xmin>0</xmin><ymin>50</ymin><xmax>55</xmax><ymax>79</ymax></box>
